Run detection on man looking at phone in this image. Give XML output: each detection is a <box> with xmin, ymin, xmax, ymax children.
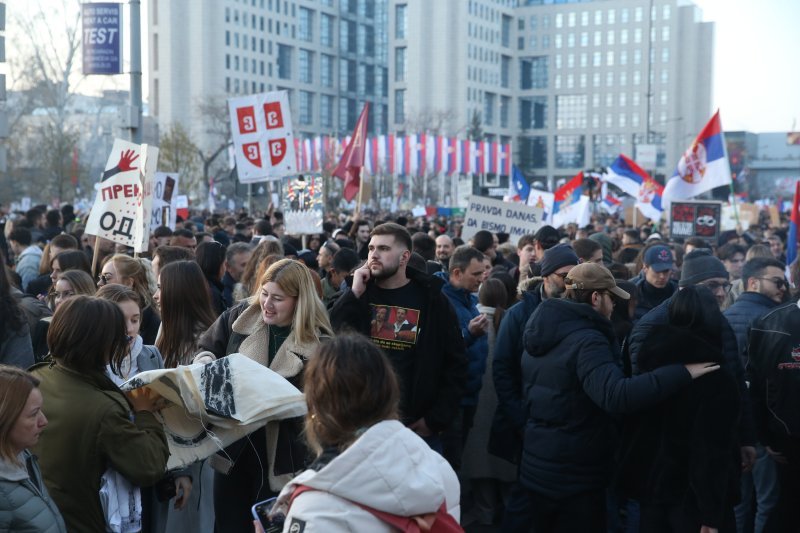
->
<box><xmin>435</xmin><ymin>245</ymin><xmax>489</xmax><ymax>467</ymax></box>
<box><xmin>330</xmin><ymin>223</ymin><xmax>467</xmax><ymax>454</ymax></box>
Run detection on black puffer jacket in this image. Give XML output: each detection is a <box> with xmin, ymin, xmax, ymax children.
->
<box><xmin>519</xmin><ymin>298</ymin><xmax>692</xmax><ymax>499</ymax></box>
<box><xmin>616</xmin><ymin>325</ymin><xmax>741</xmax><ymax>528</ymax></box>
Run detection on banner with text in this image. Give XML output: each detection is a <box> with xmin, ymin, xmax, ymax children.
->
<box><xmin>462</xmin><ymin>195</ymin><xmax>544</xmax><ymax>246</ymax></box>
<box><xmin>150</xmin><ymin>173</ymin><xmax>179</xmax><ymax>231</ymax></box>
<box><xmin>228</xmin><ymin>91</ymin><xmax>297</xmax><ymax>183</ymax></box>
<box><xmin>282</xmin><ymin>175</ymin><xmax>324</xmax><ymax>235</ymax></box>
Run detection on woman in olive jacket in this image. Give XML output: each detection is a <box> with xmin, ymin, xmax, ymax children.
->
<box><xmin>30</xmin><ymin>296</ymin><xmax>169</xmax><ymax>532</ymax></box>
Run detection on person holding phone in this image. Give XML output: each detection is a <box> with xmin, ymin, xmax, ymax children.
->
<box><xmin>262</xmin><ymin>334</ymin><xmax>460</xmax><ymax>532</ymax></box>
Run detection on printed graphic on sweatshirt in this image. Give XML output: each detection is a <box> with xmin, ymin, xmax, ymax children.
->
<box><xmin>369</xmin><ymin>304</ymin><xmax>420</xmax><ymax>351</ymax></box>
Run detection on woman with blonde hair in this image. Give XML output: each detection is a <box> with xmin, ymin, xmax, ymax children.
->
<box><xmin>0</xmin><ymin>365</ymin><xmax>66</xmax><ymax>532</ymax></box>
<box><xmin>32</xmin><ymin>270</ymin><xmax>96</xmax><ymax>361</ymax></box>
<box><xmin>196</xmin><ymin>258</ymin><xmax>333</xmax><ymax>532</ymax></box>
<box><xmin>98</xmin><ymin>254</ymin><xmax>160</xmax><ymax>344</ymax></box>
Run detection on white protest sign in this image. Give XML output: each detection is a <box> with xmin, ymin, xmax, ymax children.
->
<box><xmin>412</xmin><ymin>206</ymin><xmax>427</xmax><ymax>217</ymax></box>
<box><xmin>461</xmin><ymin>195</ymin><xmax>544</xmax><ymax>246</ymax></box>
<box><xmin>527</xmin><ymin>189</ymin><xmax>555</xmax><ymax>224</ymax></box>
<box><xmin>150</xmin><ymin>172</ymin><xmax>179</xmax><ymax>231</ymax></box>
<box><xmin>282</xmin><ymin>175</ymin><xmax>324</xmax><ymax>235</ymax></box>
<box><xmin>85</xmin><ymin>139</ymin><xmax>146</xmax><ymax>249</ymax></box>
<box><xmin>175</xmin><ymin>195</ymin><xmax>189</xmax><ymax>221</ymax></box>
<box><xmin>136</xmin><ymin>145</ymin><xmax>159</xmax><ymax>253</ymax></box>
<box><xmin>21</xmin><ymin>197</ymin><xmax>31</xmax><ymax>211</ymax></box>
<box><xmin>228</xmin><ymin>91</ymin><xmax>297</xmax><ymax>183</ymax></box>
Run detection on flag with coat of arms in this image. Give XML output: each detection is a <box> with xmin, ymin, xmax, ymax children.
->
<box><xmin>663</xmin><ymin>110</ymin><xmax>732</xmax><ymax>205</ymax></box>
<box><xmin>506</xmin><ymin>165</ymin><xmax>531</xmax><ymax>203</ymax></box>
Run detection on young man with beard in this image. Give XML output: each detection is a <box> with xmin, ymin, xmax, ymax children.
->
<box><xmin>330</xmin><ymin>223</ymin><xmax>467</xmax><ymax>450</ymax></box>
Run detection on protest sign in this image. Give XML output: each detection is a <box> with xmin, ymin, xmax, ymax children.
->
<box><xmin>228</xmin><ymin>91</ymin><xmax>297</xmax><ymax>183</ymax></box>
<box><xmin>150</xmin><ymin>173</ymin><xmax>179</xmax><ymax>231</ymax></box>
<box><xmin>86</xmin><ymin>139</ymin><xmax>157</xmax><ymax>252</ymax></box>
<box><xmin>669</xmin><ymin>200</ymin><xmax>722</xmax><ymax>242</ymax></box>
<box><xmin>175</xmin><ymin>195</ymin><xmax>189</xmax><ymax>221</ymax></box>
<box><xmin>527</xmin><ymin>189</ymin><xmax>555</xmax><ymax>224</ymax></box>
<box><xmin>281</xmin><ymin>175</ymin><xmax>324</xmax><ymax>235</ymax></box>
<box><xmin>461</xmin><ymin>195</ymin><xmax>544</xmax><ymax>246</ymax></box>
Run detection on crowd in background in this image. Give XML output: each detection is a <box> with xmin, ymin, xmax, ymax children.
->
<box><xmin>1</xmin><ymin>199</ymin><xmax>799</xmax><ymax>533</ymax></box>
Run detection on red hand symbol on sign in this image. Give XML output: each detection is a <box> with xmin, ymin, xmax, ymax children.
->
<box><xmin>263</xmin><ymin>102</ymin><xmax>284</xmax><ymax>129</ymax></box>
<box><xmin>268</xmin><ymin>139</ymin><xmax>287</xmax><ymax>166</ymax></box>
<box><xmin>243</xmin><ymin>142</ymin><xmax>262</xmax><ymax>167</ymax></box>
<box><xmin>236</xmin><ymin>106</ymin><xmax>257</xmax><ymax>134</ymax></box>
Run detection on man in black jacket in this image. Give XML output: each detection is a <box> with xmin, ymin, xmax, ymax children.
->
<box><xmin>329</xmin><ymin>222</ymin><xmax>467</xmax><ymax>451</ymax></box>
<box><xmin>503</xmin><ymin>263</ymin><xmax>715</xmax><ymax>532</ymax></box>
<box><xmin>725</xmin><ymin>257</ymin><xmax>786</xmax><ymax>533</ymax></box>
<box><xmin>632</xmin><ymin>244</ymin><xmax>678</xmax><ymax>321</ymax></box>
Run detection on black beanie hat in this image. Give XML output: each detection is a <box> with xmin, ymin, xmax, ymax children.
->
<box><xmin>540</xmin><ymin>243</ymin><xmax>579</xmax><ymax>277</ymax></box>
<box><xmin>679</xmin><ymin>249</ymin><xmax>729</xmax><ymax>287</ymax></box>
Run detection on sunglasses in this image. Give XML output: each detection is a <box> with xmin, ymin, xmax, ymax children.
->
<box><xmin>756</xmin><ymin>277</ymin><xmax>789</xmax><ymax>290</ymax></box>
<box><xmin>702</xmin><ymin>281</ymin><xmax>732</xmax><ymax>292</ymax></box>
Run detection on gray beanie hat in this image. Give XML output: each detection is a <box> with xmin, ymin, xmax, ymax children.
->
<box><xmin>540</xmin><ymin>243</ymin><xmax>579</xmax><ymax>277</ymax></box>
<box><xmin>679</xmin><ymin>249</ymin><xmax>729</xmax><ymax>287</ymax></box>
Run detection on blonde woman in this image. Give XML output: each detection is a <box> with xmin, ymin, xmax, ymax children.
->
<box><xmin>98</xmin><ymin>254</ymin><xmax>161</xmax><ymax>344</ymax></box>
<box><xmin>196</xmin><ymin>258</ymin><xmax>333</xmax><ymax>532</ymax></box>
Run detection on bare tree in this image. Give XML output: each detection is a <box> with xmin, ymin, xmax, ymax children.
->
<box><xmin>194</xmin><ymin>95</ymin><xmax>233</xmax><ymax>199</ymax></box>
<box><xmin>159</xmin><ymin>122</ymin><xmax>201</xmax><ymax>190</ymax></box>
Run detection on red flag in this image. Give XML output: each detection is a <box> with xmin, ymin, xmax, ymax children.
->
<box><xmin>333</xmin><ymin>103</ymin><xmax>370</xmax><ymax>202</ymax></box>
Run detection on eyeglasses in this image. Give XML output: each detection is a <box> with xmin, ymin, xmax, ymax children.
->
<box><xmin>701</xmin><ymin>280</ymin><xmax>732</xmax><ymax>292</ymax></box>
<box><xmin>756</xmin><ymin>277</ymin><xmax>789</xmax><ymax>290</ymax></box>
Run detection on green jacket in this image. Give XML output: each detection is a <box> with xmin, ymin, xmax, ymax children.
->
<box><xmin>30</xmin><ymin>363</ymin><xmax>169</xmax><ymax>532</ymax></box>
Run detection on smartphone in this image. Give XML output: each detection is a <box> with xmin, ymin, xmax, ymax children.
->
<box><xmin>252</xmin><ymin>497</ymin><xmax>284</xmax><ymax>532</ymax></box>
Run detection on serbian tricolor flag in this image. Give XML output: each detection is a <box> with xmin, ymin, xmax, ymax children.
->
<box><xmin>462</xmin><ymin>140</ymin><xmax>472</xmax><ymax>174</ymax></box>
<box><xmin>476</xmin><ymin>141</ymin><xmax>486</xmax><ymax>175</ymax></box>
<box><xmin>636</xmin><ymin>175</ymin><xmax>665</xmax><ymax>221</ymax></box>
<box><xmin>787</xmin><ymin>180</ymin><xmax>800</xmax><ymax>273</ymax></box>
<box><xmin>418</xmin><ymin>133</ymin><xmax>427</xmax><ymax>177</ymax></box>
<box><xmin>332</xmin><ymin>103</ymin><xmax>369</xmax><ymax>201</ymax></box>
<box><xmin>432</xmin><ymin>135</ymin><xmax>444</xmax><ymax>175</ymax></box>
<box><xmin>663</xmin><ymin>110</ymin><xmax>732</xmax><ymax>204</ymax></box>
<box><xmin>602</xmin><ymin>154</ymin><xmax>649</xmax><ymax>198</ymax></box>
<box><xmin>553</xmin><ymin>171</ymin><xmax>591</xmax><ymax>227</ymax></box>
<box><xmin>447</xmin><ymin>137</ymin><xmax>459</xmax><ymax>174</ymax></box>
<box><xmin>488</xmin><ymin>141</ymin><xmax>499</xmax><ymax>175</ymax></box>
<box><xmin>500</xmin><ymin>143</ymin><xmax>512</xmax><ymax>176</ymax></box>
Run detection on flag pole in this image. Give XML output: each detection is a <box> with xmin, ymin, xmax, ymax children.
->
<box><xmin>729</xmin><ymin>179</ymin><xmax>741</xmax><ymax>230</ymax></box>
<box><xmin>355</xmin><ymin>170</ymin><xmax>364</xmax><ymax>217</ymax></box>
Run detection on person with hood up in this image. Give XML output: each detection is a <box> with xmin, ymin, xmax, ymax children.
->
<box><xmin>503</xmin><ymin>263</ymin><xmax>720</xmax><ymax>531</ymax></box>
<box><xmin>268</xmin><ymin>334</ymin><xmax>461</xmax><ymax>532</ymax></box>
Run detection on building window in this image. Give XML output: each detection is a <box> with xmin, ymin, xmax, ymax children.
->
<box><xmin>277</xmin><ymin>44</ymin><xmax>292</xmax><ymax>79</ymax></box>
<box><xmin>555</xmin><ymin>13</ymin><xmax>563</xmax><ymax>28</ymax></box>
<box><xmin>320</xmin><ymin>94</ymin><xmax>333</xmax><ymax>128</ymax></box>
<box><xmin>555</xmin><ymin>135</ymin><xmax>585</xmax><ymax>168</ymax></box>
<box><xmin>579</xmin><ymin>73</ymin><xmax>587</xmax><ymax>88</ymax></box>
<box><xmin>520</xmin><ymin>56</ymin><xmax>548</xmax><ymax>89</ymax></box>
<box><xmin>607</xmin><ymin>8</ymin><xmax>615</xmax><ymax>24</ymax></box>
<box><xmin>395</xmin><ymin>4</ymin><xmax>407</xmax><ymax>39</ymax></box>
<box><xmin>606</xmin><ymin>51</ymin><xmax>614</xmax><ymax>66</ymax></box>
<box><xmin>299</xmin><ymin>49</ymin><xmax>313</xmax><ymax>83</ymax></box>
<box><xmin>634</xmin><ymin>28</ymin><xmax>642</xmax><ymax>44</ymax></box>
<box><xmin>621</xmin><ymin>8</ymin><xmax>629</xmax><ymax>23</ymax></box>
<box><xmin>632</xmin><ymin>113</ymin><xmax>640</xmax><ymax>127</ymax></box>
<box><xmin>580</xmin><ymin>53</ymin><xmax>587</xmax><ymax>67</ymax></box>
<box><xmin>555</xmin><ymin>75</ymin><xmax>561</xmax><ymax>89</ymax></box>
<box><xmin>581</xmin><ymin>11</ymin><xmax>589</xmax><ymax>26</ymax></box>
<box><xmin>484</xmin><ymin>92</ymin><xmax>496</xmax><ymax>126</ymax></box>
<box><xmin>520</xmin><ymin>136</ymin><xmax>547</xmax><ymax>168</ymax></box>
<box><xmin>662</xmin><ymin>26</ymin><xmax>670</xmax><ymax>42</ymax></box>
<box><xmin>501</xmin><ymin>55</ymin><xmax>511</xmax><ymax>88</ymax></box>
<box><xmin>635</xmin><ymin>6</ymin><xmax>643</xmax><ymax>22</ymax></box>
<box><xmin>555</xmin><ymin>35</ymin><xmax>562</xmax><ymax>48</ymax></box>
<box><xmin>606</xmin><ymin>72</ymin><xmax>614</xmax><ymax>87</ymax></box>
<box><xmin>542</xmin><ymin>35</ymin><xmax>550</xmax><ymax>49</ymax></box>
<box><xmin>593</xmin><ymin>51</ymin><xmax>601</xmax><ymax>67</ymax></box>
<box><xmin>594</xmin><ymin>31</ymin><xmax>601</xmax><ymax>46</ymax></box>
<box><xmin>320</xmin><ymin>54</ymin><xmax>333</xmax><ymax>87</ymax></box>
<box><xmin>298</xmin><ymin>7</ymin><xmax>313</xmax><ymax>41</ymax></box>
<box><xmin>556</xmin><ymin>95</ymin><xmax>587</xmax><ymax>130</ymax></box>
<box><xmin>555</xmin><ymin>54</ymin><xmax>562</xmax><ymax>69</ymax></box>
<box><xmin>620</xmin><ymin>29</ymin><xmax>628</xmax><ymax>44</ymax></box>
<box><xmin>580</xmin><ymin>32</ymin><xmax>588</xmax><ymax>47</ymax></box>
<box><xmin>567</xmin><ymin>33</ymin><xmax>575</xmax><ymax>47</ymax></box>
<box><xmin>619</xmin><ymin>71</ymin><xmax>627</xmax><ymax>86</ymax></box>
<box><xmin>395</xmin><ymin>89</ymin><xmax>405</xmax><ymax>124</ymax></box>
<box><xmin>321</xmin><ymin>14</ymin><xmax>333</xmax><ymax>46</ymax></box>
<box><xmin>500</xmin><ymin>95</ymin><xmax>510</xmax><ymax>128</ymax></box>
<box><xmin>632</xmin><ymin>92</ymin><xmax>640</xmax><ymax>106</ymax></box>
<box><xmin>520</xmin><ymin>96</ymin><xmax>547</xmax><ymax>129</ymax></box>
<box><xmin>660</xmin><ymin>91</ymin><xmax>668</xmax><ymax>105</ymax></box>
<box><xmin>299</xmin><ymin>91</ymin><xmax>313</xmax><ymax>125</ymax></box>
<box><xmin>607</xmin><ymin>30</ymin><xmax>615</xmax><ymax>46</ymax></box>
<box><xmin>663</xmin><ymin>5</ymin><xmax>671</xmax><ymax>20</ymax></box>
<box><xmin>620</xmin><ymin>50</ymin><xmax>627</xmax><ymax>65</ymax></box>
<box><xmin>568</xmin><ymin>12</ymin><xmax>576</xmax><ymax>27</ymax></box>
<box><xmin>592</xmin><ymin>72</ymin><xmax>600</xmax><ymax>87</ymax></box>
<box><xmin>593</xmin><ymin>134</ymin><xmax>627</xmax><ymax>167</ymax></box>
<box><xmin>395</xmin><ymin>47</ymin><xmax>406</xmax><ymax>82</ymax></box>
<box><xmin>502</xmin><ymin>15</ymin><xmax>512</xmax><ymax>47</ymax></box>
<box><xmin>662</xmin><ymin>48</ymin><xmax>669</xmax><ymax>63</ymax></box>
<box><xmin>594</xmin><ymin>10</ymin><xmax>601</xmax><ymax>25</ymax></box>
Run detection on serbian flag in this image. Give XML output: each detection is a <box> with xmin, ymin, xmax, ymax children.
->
<box><xmin>433</xmin><ymin>135</ymin><xmax>444</xmax><ymax>175</ymax></box>
<box><xmin>500</xmin><ymin>143</ymin><xmax>512</xmax><ymax>176</ymax></box>
<box><xmin>553</xmin><ymin>171</ymin><xmax>591</xmax><ymax>227</ymax></box>
<box><xmin>787</xmin><ymin>180</ymin><xmax>800</xmax><ymax>271</ymax></box>
<box><xmin>332</xmin><ymin>102</ymin><xmax>369</xmax><ymax>201</ymax></box>
<box><xmin>663</xmin><ymin>110</ymin><xmax>732</xmax><ymax>204</ymax></box>
<box><xmin>462</xmin><ymin>140</ymin><xmax>472</xmax><ymax>174</ymax></box>
<box><xmin>447</xmin><ymin>137</ymin><xmax>459</xmax><ymax>174</ymax></box>
<box><xmin>602</xmin><ymin>154</ymin><xmax>649</xmax><ymax>199</ymax></box>
<box><xmin>636</xmin><ymin>175</ymin><xmax>664</xmax><ymax>221</ymax></box>
<box><xmin>601</xmin><ymin>190</ymin><xmax>622</xmax><ymax>214</ymax></box>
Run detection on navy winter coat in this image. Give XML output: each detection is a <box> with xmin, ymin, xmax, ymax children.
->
<box><xmin>519</xmin><ymin>297</ymin><xmax>692</xmax><ymax>499</ymax></box>
<box><xmin>723</xmin><ymin>291</ymin><xmax>779</xmax><ymax>366</ymax></box>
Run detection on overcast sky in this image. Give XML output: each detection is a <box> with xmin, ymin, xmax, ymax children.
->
<box><xmin>8</xmin><ymin>0</ymin><xmax>800</xmax><ymax>133</ymax></box>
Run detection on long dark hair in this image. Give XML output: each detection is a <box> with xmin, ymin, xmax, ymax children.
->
<box><xmin>668</xmin><ymin>285</ymin><xmax>724</xmax><ymax>344</ymax></box>
<box><xmin>156</xmin><ymin>261</ymin><xmax>217</xmax><ymax>367</ymax></box>
<box><xmin>195</xmin><ymin>241</ymin><xmax>226</xmax><ymax>283</ymax></box>
<box><xmin>0</xmin><ymin>250</ymin><xmax>26</xmax><ymax>337</ymax></box>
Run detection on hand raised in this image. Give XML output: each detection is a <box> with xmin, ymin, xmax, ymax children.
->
<box><xmin>351</xmin><ymin>264</ymin><xmax>371</xmax><ymax>298</ymax></box>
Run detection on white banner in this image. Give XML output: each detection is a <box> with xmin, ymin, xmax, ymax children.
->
<box><xmin>228</xmin><ymin>91</ymin><xmax>297</xmax><ymax>183</ymax></box>
<box><xmin>461</xmin><ymin>195</ymin><xmax>544</xmax><ymax>246</ymax></box>
<box><xmin>86</xmin><ymin>139</ymin><xmax>158</xmax><ymax>252</ymax></box>
<box><xmin>150</xmin><ymin>172</ymin><xmax>179</xmax><ymax>231</ymax></box>
<box><xmin>527</xmin><ymin>189</ymin><xmax>556</xmax><ymax>224</ymax></box>
<box><xmin>282</xmin><ymin>175</ymin><xmax>324</xmax><ymax>235</ymax></box>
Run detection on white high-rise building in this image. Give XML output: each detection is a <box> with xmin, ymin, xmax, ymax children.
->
<box><xmin>149</xmin><ymin>0</ymin><xmax>713</xmax><ymax>192</ymax></box>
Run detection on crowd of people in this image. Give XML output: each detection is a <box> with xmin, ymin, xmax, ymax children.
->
<box><xmin>1</xmin><ymin>201</ymin><xmax>799</xmax><ymax>532</ymax></box>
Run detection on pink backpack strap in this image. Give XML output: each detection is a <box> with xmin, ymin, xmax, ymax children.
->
<box><xmin>289</xmin><ymin>485</ymin><xmax>463</xmax><ymax>532</ymax></box>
